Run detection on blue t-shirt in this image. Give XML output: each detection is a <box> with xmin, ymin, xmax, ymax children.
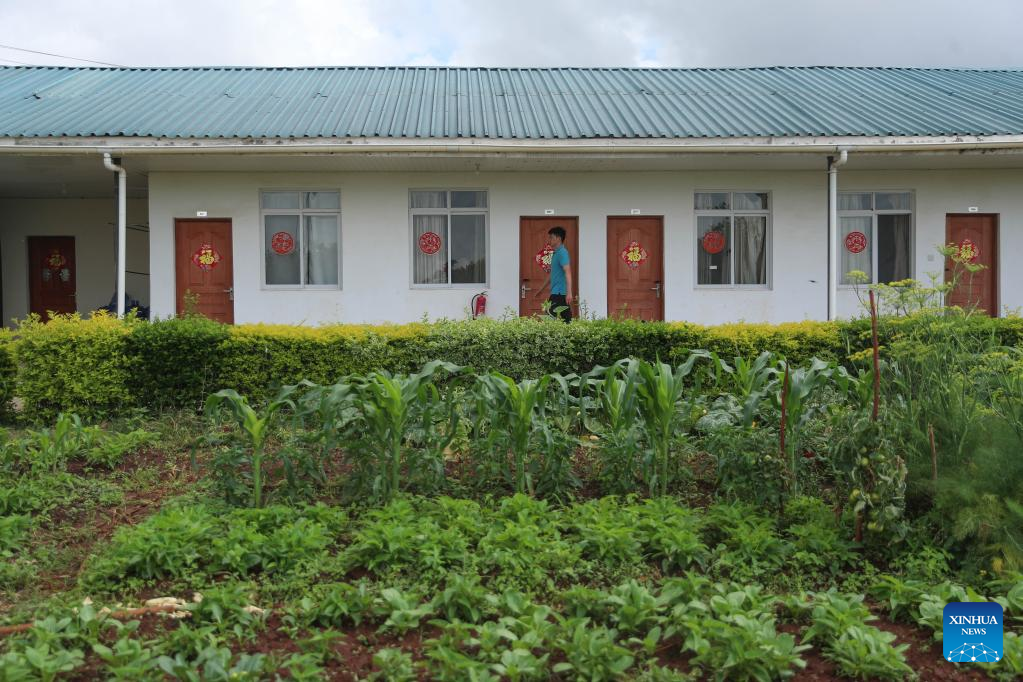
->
<box><xmin>550</xmin><ymin>245</ymin><xmax>570</xmax><ymax>295</ymax></box>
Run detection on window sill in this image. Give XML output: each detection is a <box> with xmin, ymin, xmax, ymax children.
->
<box><xmin>411</xmin><ymin>284</ymin><xmax>489</xmax><ymax>290</ymax></box>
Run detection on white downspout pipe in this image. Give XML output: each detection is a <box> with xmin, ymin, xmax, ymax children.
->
<box><xmin>102</xmin><ymin>153</ymin><xmax>127</xmax><ymax>317</ymax></box>
<box><xmin>827</xmin><ymin>148</ymin><xmax>849</xmax><ymax>321</ymax></box>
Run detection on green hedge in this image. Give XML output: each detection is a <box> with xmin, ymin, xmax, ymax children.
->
<box><xmin>124</xmin><ymin>317</ymin><xmax>231</xmax><ymax>412</ymax></box>
<box><xmin>0</xmin><ymin>328</ymin><xmax>15</xmax><ymax>412</ymax></box>
<box><xmin>12</xmin><ymin>314</ymin><xmax>134</xmax><ymax>420</ymax></box>
<box><xmin>4</xmin><ymin>312</ymin><xmax>1019</xmax><ymax>421</ymax></box>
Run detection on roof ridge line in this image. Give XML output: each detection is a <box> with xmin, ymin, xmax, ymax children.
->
<box><xmin>2</xmin><ymin>65</ymin><xmax>1023</xmax><ymax>73</ymax></box>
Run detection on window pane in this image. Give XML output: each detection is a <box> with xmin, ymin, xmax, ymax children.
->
<box><xmin>877</xmin><ymin>214</ymin><xmax>912</xmax><ymax>283</ymax></box>
<box><xmin>875</xmin><ymin>192</ymin><xmax>911</xmax><ymax>211</ymax></box>
<box><xmin>733</xmin><ymin>192</ymin><xmax>769</xmax><ymax>211</ymax></box>
<box><xmin>697</xmin><ymin>215</ymin><xmax>730</xmax><ymax>285</ymax></box>
<box><xmin>450</xmin><ymin>214</ymin><xmax>486</xmax><ymax>284</ymax></box>
<box><xmin>413</xmin><ymin>214</ymin><xmax>448</xmax><ymax>284</ymax></box>
<box><xmin>410</xmin><ymin>191</ymin><xmax>447</xmax><ymax>209</ymax></box>
<box><xmin>840</xmin><ymin>216</ymin><xmax>872</xmax><ymax>285</ymax></box>
<box><xmin>304</xmin><ymin>191</ymin><xmax>340</xmax><ymax>209</ymax></box>
<box><xmin>735</xmin><ymin>215</ymin><xmax>767</xmax><ymax>284</ymax></box>
<box><xmin>838</xmin><ymin>193</ymin><xmax>872</xmax><ymax>211</ymax></box>
<box><xmin>265</xmin><ymin>215</ymin><xmax>301</xmax><ymax>285</ymax></box>
<box><xmin>695</xmin><ymin>192</ymin><xmax>730</xmax><ymax>210</ymax></box>
<box><xmin>451</xmin><ymin>190</ymin><xmax>487</xmax><ymax>209</ymax></box>
<box><xmin>261</xmin><ymin>191</ymin><xmax>300</xmax><ymax>209</ymax></box>
<box><xmin>305</xmin><ymin>215</ymin><xmax>339</xmax><ymax>285</ymax></box>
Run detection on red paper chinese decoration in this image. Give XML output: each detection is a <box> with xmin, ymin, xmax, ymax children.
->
<box><xmin>192</xmin><ymin>243</ymin><xmax>221</xmax><ymax>271</ymax></box>
<box><xmin>701</xmin><ymin>231</ymin><xmax>726</xmax><ymax>255</ymax></box>
<box><xmin>845</xmin><ymin>231</ymin><xmax>868</xmax><ymax>254</ymax></box>
<box><xmin>42</xmin><ymin>249</ymin><xmax>71</xmax><ymax>283</ymax></box>
<box><xmin>418</xmin><ymin>231</ymin><xmax>442</xmax><ymax>255</ymax></box>
<box><xmin>45</xmin><ymin>250</ymin><xmax>67</xmax><ymax>271</ymax></box>
<box><xmin>271</xmin><ymin>231</ymin><xmax>295</xmax><ymax>255</ymax></box>
<box><xmin>620</xmin><ymin>241</ymin><xmax>648</xmax><ymax>269</ymax></box>
<box><xmin>535</xmin><ymin>243</ymin><xmax>555</xmax><ymax>272</ymax></box>
<box><xmin>956</xmin><ymin>238</ymin><xmax>979</xmax><ymax>263</ymax></box>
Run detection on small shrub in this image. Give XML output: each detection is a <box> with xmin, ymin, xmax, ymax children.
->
<box><xmin>369</xmin><ymin>648</ymin><xmax>417</xmax><ymax>682</ymax></box>
<box><xmin>672</xmin><ymin>589</ymin><xmax>807</xmax><ymax>682</ymax></box>
<box><xmin>0</xmin><ymin>329</ymin><xmax>15</xmax><ymax>414</ymax></box>
<box><xmin>633</xmin><ymin>498</ymin><xmax>708</xmax><ymax>572</ymax></box>
<box><xmin>341</xmin><ymin>498</ymin><xmax>472</xmax><ymax>579</ymax></box>
<box><xmin>13</xmin><ymin>312</ymin><xmax>135</xmax><ymax>421</ymax></box>
<box><xmin>0</xmin><ymin>513</ymin><xmax>31</xmax><ymax>556</ymax></box>
<box><xmin>824</xmin><ymin>625</ymin><xmax>912</xmax><ymax>680</ymax></box>
<box><xmin>553</xmin><ymin>619</ymin><xmax>635</xmax><ymax>681</ymax></box>
<box><xmin>81</xmin><ymin>504</ymin><xmax>343</xmax><ymax>589</ymax></box>
<box><xmin>297</xmin><ymin>582</ymin><xmax>376</xmax><ymax>627</ymax></box>
<box><xmin>562</xmin><ymin>497</ymin><xmax>644</xmax><ymax>568</ymax></box>
<box><xmin>125</xmin><ymin>316</ymin><xmax>230</xmax><ymax>411</ymax></box>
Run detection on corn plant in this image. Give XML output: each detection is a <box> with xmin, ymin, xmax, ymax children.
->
<box><xmin>534</xmin><ymin>373</ymin><xmax>582</xmax><ymax>501</ymax></box>
<box><xmin>205</xmin><ymin>386</ymin><xmax>298</xmax><ymax>508</ymax></box>
<box><xmin>295</xmin><ymin>379</ymin><xmax>357</xmax><ymax>485</ymax></box>
<box><xmin>634</xmin><ymin>354</ymin><xmax>707</xmax><ymax>497</ymax></box>
<box><xmin>474</xmin><ymin>373</ymin><xmax>551</xmax><ymax>495</ymax></box>
<box><xmin>348</xmin><ymin>360</ymin><xmax>461</xmax><ymax>503</ymax></box>
<box><xmin>580</xmin><ymin>360</ymin><xmax>642</xmax><ymax>494</ymax></box>
<box><xmin>772</xmin><ymin>358</ymin><xmax>847</xmax><ymax>497</ymax></box>
<box><xmin>14</xmin><ymin>413</ymin><xmax>87</xmax><ymax>473</ymax></box>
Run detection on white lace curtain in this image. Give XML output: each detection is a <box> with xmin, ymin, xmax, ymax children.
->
<box><xmin>305</xmin><ymin>215</ymin><xmax>339</xmax><ymax>285</ymax></box>
<box><xmin>413</xmin><ymin>214</ymin><xmax>448</xmax><ymax>284</ymax></box>
<box><xmin>735</xmin><ymin>215</ymin><xmax>767</xmax><ymax>285</ymax></box>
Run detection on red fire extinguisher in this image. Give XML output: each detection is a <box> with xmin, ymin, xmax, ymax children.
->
<box><xmin>471</xmin><ymin>291</ymin><xmax>487</xmax><ymax>319</ymax></box>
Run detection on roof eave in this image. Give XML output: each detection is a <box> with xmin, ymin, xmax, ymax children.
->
<box><xmin>3</xmin><ymin>134</ymin><xmax>1023</xmax><ymax>155</ymax></box>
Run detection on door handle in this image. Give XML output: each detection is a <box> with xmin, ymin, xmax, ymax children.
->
<box><xmin>520</xmin><ymin>281</ymin><xmax>532</xmax><ymax>299</ymax></box>
<box><xmin>650</xmin><ymin>281</ymin><xmax>662</xmax><ymax>299</ymax></box>
<box><xmin>224</xmin><ymin>287</ymin><xmax>234</xmax><ymax>301</ymax></box>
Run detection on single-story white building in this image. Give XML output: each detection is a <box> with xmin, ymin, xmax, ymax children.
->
<box><xmin>0</xmin><ymin>65</ymin><xmax>1019</xmax><ymax>326</ymax></box>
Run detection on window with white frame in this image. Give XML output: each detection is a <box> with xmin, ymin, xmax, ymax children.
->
<box><xmin>260</xmin><ymin>190</ymin><xmax>341</xmax><ymax>288</ymax></box>
<box><xmin>838</xmin><ymin>192</ymin><xmax>913</xmax><ymax>285</ymax></box>
<box><xmin>410</xmin><ymin>189</ymin><xmax>488</xmax><ymax>286</ymax></box>
<box><xmin>694</xmin><ymin>192</ymin><xmax>770</xmax><ymax>286</ymax></box>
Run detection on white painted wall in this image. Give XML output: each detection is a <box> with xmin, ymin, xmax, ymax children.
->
<box><xmin>0</xmin><ymin>198</ymin><xmax>149</xmax><ymax>324</ymax></box>
<box><xmin>836</xmin><ymin>169</ymin><xmax>1022</xmax><ymax>317</ymax></box>
<box><xmin>146</xmin><ymin>168</ymin><xmax>1023</xmax><ymax>325</ymax></box>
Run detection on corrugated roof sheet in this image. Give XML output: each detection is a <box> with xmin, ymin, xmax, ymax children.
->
<box><xmin>1</xmin><ymin>66</ymin><xmax>1023</xmax><ymax>140</ymax></box>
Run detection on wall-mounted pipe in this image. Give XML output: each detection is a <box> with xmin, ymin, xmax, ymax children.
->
<box><xmin>102</xmin><ymin>153</ymin><xmax>126</xmax><ymax>317</ymax></box>
<box><xmin>827</xmin><ymin>148</ymin><xmax>850</xmax><ymax>321</ymax></box>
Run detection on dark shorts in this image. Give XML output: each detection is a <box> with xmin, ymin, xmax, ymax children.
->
<box><xmin>547</xmin><ymin>294</ymin><xmax>572</xmax><ymax>322</ymax></box>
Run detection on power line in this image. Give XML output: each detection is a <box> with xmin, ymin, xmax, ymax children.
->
<box><xmin>0</xmin><ymin>42</ymin><xmax>125</xmax><ymax>67</ymax></box>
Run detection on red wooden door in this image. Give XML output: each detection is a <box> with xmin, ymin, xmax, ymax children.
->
<box><xmin>607</xmin><ymin>216</ymin><xmax>664</xmax><ymax>321</ymax></box>
<box><xmin>175</xmin><ymin>219</ymin><xmax>234</xmax><ymax>323</ymax></box>
<box><xmin>519</xmin><ymin>217</ymin><xmax>579</xmax><ymax>317</ymax></box>
<box><xmin>946</xmin><ymin>214</ymin><xmax>998</xmax><ymax>316</ymax></box>
<box><xmin>28</xmin><ymin>236</ymin><xmax>76</xmax><ymax>320</ymax></box>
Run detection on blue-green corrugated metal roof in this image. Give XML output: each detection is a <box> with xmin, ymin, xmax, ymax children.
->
<box><xmin>1</xmin><ymin>66</ymin><xmax>1023</xmax><ymax>140</ymax></box>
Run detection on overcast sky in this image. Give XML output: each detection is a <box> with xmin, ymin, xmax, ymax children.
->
<box><xmin>1</xmin><ymin>0</ymin><xmax>1022</xmax><ymax>69</ymax></box>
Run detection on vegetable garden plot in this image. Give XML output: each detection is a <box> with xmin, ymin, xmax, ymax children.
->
<box><xmin>2</xmin><ymin>311</ymin><xmax>1023</xmax><ymax>679</ymax></box>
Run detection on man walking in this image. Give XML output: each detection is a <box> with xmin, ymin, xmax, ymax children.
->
<box><xmin>544</xmin><ymin>226</ymin><xmax>573</xmax><ymax>322</ymax></box>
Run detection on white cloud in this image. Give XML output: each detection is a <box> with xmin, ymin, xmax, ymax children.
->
<box><xmin>0</xmin><ymin>0</ymin><xmax>1021</xmax><ymax>68</ymax></box>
